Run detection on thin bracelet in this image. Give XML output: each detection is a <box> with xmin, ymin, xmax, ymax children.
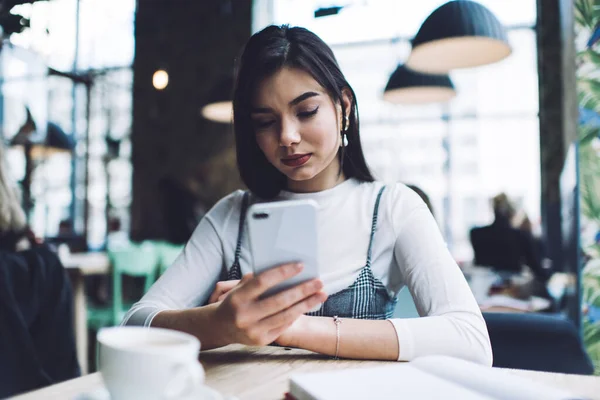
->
<box><xmin>333</xmin><ymin>315</ymin><xmax>342</xmax><ymax>359</ymax></box>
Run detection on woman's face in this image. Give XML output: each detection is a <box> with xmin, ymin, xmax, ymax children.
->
<box><xmin>250</xmin><ymin>67</ymin><xmax>351</xmax><ymax>193</ymax></box>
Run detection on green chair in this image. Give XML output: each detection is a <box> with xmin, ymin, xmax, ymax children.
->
<box><xmin>154</xmin><ymin>240</ymin><xmax>184</xmax><ymax>275</ymax></box>
<box><xmin>87</xmin><ymin>241</ymin><xmax>160</xmax><ymax>330</ymax></box>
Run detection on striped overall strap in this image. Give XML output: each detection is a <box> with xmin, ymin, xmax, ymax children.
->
<box><xmin>227</xmin><ymin>191</ymin><xmax>250</xmax><ymax>280</ymax></box>
<box><xmin>352</xmin><ymin>186</ymin><xmax>386</xmax><ymax>319</ymax></box>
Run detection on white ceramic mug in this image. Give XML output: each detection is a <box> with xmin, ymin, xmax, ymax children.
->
<box><xmin>97</xmin><ymin>326</ymin><xmax>205</xmax><ymax>400</ymax></box>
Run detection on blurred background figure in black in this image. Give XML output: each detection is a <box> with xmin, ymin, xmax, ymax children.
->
<box><xmin>470</xmin><ymin>193</ymin><xmax>552</xmax><ymax>292</ymax></box>
<box><xmin>0</xmin><ymin>143</ymin><xmax>79</xmax><ymax>398</ymax></box>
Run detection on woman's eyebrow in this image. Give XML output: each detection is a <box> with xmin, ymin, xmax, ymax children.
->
<box><xmin>289</xmin><ymin>91</ymin><xmax>320</xmax><ymax>106</ymax></box>
<box><xmin>250</xmin><ymin>91</ymin><xmax>320</xmax><ymax>114</ymax></box>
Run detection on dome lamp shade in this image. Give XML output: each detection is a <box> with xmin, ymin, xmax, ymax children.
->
<box><xmin>383</xmin><ymin>65</ymin><xmax>456</xmax><ymax>104</ymax></box>
<box><xmin>201</xmin><ymin>75</ymin><xmax>234</xmax><ymax>124</ymax></box>
<box><xmin>406</xmin><ymin>0</ymin><xmax>511</xmax><ymax>74</ymax></box>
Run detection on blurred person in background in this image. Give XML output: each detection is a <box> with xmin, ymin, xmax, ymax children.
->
<box><xmin>0</xmin><ymin>142</ymin><xmax>79</xmax><ymax>397</ymax></box>
<box><xmin>0</xmin><ymin>143</ymin><xmax>35</xmax><ymax>252</ymax></box>
<box><xmin>470</xmin><ymin>193</ymin><xmax>551</xmax><ymax>285</ymax></box>
<box><xmin>516</xmin><ymin>213</ymin><xmax>547</xmax><ymax>269</ymax></box>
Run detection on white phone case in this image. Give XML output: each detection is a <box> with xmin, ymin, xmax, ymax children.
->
<box><xmin>247</xmin><ymin>199</ymin><xmax>319</xmax><ymax>298</ymax></box>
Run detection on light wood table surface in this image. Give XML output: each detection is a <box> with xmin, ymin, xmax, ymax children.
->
<box><xmin>61</xmin><ymin>252</ymin><xmax>111</xmax><ymax>375</ymax></box>
<box><xmin>13</xmin><ymin>344</ymin><xmax>600</xmax><ymax>400</ymax></box>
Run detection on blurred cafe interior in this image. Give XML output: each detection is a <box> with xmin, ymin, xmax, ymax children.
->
<box><xmin>1</xmin><ymin>0</ymin><xmax>600</xmax><ymax>398</ymax></box>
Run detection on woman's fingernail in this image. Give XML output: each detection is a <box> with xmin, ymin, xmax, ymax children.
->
<box><xmin>295</xmin><ymin>263</ymin><xmax>303</xmax><ymax>270</ymax></box>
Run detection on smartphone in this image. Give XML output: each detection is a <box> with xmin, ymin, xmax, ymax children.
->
<box><xmin>247</xmin><ymin>199</ymin><xmax>319</xmax><ymax>298</ymax></box>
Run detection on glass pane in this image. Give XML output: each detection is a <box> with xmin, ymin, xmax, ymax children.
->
<box><xmin>449</xmin><ymin>29</ymin><xmax>539</xmax><ymax>117</ymax></box>
<box><xmin>261</xmin><ymin>0</ymin><xmax>540</xmax><ymax>262</ymax></box>
<box><xmin>2</xmin><ymin>0</ymin><xmax>135</xmax><ymax>247</ymax></box>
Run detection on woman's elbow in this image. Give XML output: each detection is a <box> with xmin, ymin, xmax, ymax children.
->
<box><xmin>452</xmin><ymin>313</ymin><xmax>493</xmax><ymax>367</ymax></box>
<box><xmin>467</xmin><ymin>320</ymin><xmax>493</xmax><ymax>367</ymax></box>
<box><xmin>473</xmin><ymin>340</ymin><xmax>493</xmax><ymax>367</ymax></box>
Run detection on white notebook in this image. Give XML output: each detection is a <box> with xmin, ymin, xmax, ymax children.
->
<box><xmin>288</xmin><ymin>355</ymin><xmax>586</xmax><ymax>400</ymax></box>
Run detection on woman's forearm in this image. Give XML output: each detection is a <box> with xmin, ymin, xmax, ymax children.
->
<box><xmin>283</xmin><ymin>316</ymin><xmax>399</xmax><ymax>361</ymax></box>
<box><xmin>151</xmin><ymin>303</ymin><xmax>229</xmax><ymax>350</ymax></box>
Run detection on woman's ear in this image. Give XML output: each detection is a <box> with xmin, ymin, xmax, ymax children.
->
<box><xmin>340</xmin><ymin>88</ymin><xmax>353</xmax><ymax>120</ymax></box>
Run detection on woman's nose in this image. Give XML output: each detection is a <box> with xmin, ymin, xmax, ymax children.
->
<box><xmin>279</xmin><ymin>120</ymin><xmax>301</xmax><ymax>147</ymax></box>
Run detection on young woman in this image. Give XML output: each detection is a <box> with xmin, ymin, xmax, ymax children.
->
<box><xmin>123</xmin><ymin>25</ymin><xmax>492</xmax><ymax>365</ymax></box>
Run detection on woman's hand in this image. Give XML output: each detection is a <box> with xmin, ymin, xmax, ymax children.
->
<box><xmin>213</xmin><ymin>263</ymin><xmax>327</xmax><ymax>347</ymax></box>
<box><xmin>208</xmin><ymin>279</ymin><xmax>244</xmax><ymax>304</ymax></box>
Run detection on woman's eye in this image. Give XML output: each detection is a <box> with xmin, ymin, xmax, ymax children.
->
<box><xmin>253</xmin><ymin>120</ymin><xmax>275</xmax><ymax>129</ymax></box>
<box><xmin>298</xmin><ymin>106</ymin><xmax>319</xmax><ymax>119</ymax></box>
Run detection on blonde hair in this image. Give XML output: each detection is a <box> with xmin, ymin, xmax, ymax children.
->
<box><xmin>0</xmin><ymin>143</ymin><xmax>26</xmax><ymax>234</ymax></box>
<box><xmin>492</xmin><ymin>193</ymin><xmax>516</xmax><ymax>220</ymax></box>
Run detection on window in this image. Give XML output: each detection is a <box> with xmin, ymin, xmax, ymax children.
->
<box><xmin>255</xmin><ymin>0</ymin><xmax>540</xmax><ymax>262</ymax></box>
<box><xmin>2</xmin><ymin>0</ymin><xmax>135</xmax><ymax>249</ymax></box>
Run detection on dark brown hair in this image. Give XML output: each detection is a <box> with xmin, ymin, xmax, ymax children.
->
<box><xmin>233</xmin><ymin>25</ymin><xmax>374</xmax><ymax>199</ymax></box>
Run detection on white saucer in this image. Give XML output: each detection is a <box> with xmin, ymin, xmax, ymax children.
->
<box><xmin>76</xmin><ymin>385</ymin><xmax>237</xmax><ymax>400</ymax></box>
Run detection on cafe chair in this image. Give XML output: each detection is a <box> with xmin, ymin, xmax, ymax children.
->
<box><xmin>88</xmin><ymin>241</ymin><xmax>159</xmax><ymax>330</ymax></box>
<box><xmin>484</xmin><ymin>312</ymin><xmax>594</xmax><ymax>374</ymax></box>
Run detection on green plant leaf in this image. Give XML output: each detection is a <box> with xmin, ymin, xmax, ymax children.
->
<box><xmin>583</xmin><ymin>258</ymin><xmax>600</xmax><ymax>309</ymax></box>
<box><xmin>585</xmin><ymin>243</ymin><xmax>600</xmax><ymax>260</ymax></box>
<box><xmin>576</xmin><ymin>0</ymin><xmax>600</xmax><ymax>30</ymax></box>
<box><xmin>579</xmin><ymin>143</ymin><xmax>600</xmax><ymax>221</ymax></box>
<box><xmin>579</xmin><ymin>79</ymin><xmax>600</xmax><ymax>114</ymax></box>
<box><xmin>583</xmin><ymin>280</ymin><xmax>600</xmax><ymax>306</ymax></box>
<box><xmin>579</xmin><ymin>123</ymin><xmax>600</xmax><ymax>145</ymax></box>
<box><xmin>581</xmin><ymin>182</ymin><xmax>600</xmax><ymax>220</ymax></box>
<box><xmin>578</xmin><ymin>49</ymin><xmax>600</xmax><ymax>69</ymax></box>
<box><xmin>584</xmin><ymin>258</ymin><xmax>600</xmax><ymax>276</ymax></box>
<box><xmin>584</xmin><ymin>321</ymin><xmax>600</xmax><ymax>343</ymax></box>
<box><xmin>576</xmin><ymin>0</ymin><xmax>598</xmax><ymax>30</ymax></box>
<box><xmin>583</xmin><ymin>321</ymin><xmax>600</xmax><ymax>375</ymax></box>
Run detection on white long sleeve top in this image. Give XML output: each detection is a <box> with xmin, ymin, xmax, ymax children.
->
<box><xmin>123</xmin><ymin>178</ymin><xmax>492</xmax><ymax>366</ymax></box>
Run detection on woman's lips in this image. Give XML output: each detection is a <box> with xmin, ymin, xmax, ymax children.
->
<box><xmin>281</xmin><ymin>153</ymin><xmax>312</xmax><ymax>167</ymax></box>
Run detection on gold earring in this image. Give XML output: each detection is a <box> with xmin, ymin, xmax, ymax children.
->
<box><xmin>344</xmin><ymin>115</ymin><xmax>349</xmax><ymax>131</ymax></box>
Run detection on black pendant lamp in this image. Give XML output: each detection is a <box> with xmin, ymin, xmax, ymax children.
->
<box><xmin>10</xmin><ymin>108</ymin><xmax>75</xmax><ymax>158</ymax></box>
<box><xmin>406</xmin><ymin>0</ymin><xmax>511</xmax><ymax>74</ymax></box>
<box><xmin>32</xmin><ymin>121</ymin><xmax>75</xmax><ymax>158</ymax></box>
<box><xmin>383</xmin><ymin>65</ymin><xmax>456</xmax><ymax>104</ymax></box>
<box><xmin>201</xmin><ymin>75</ymin><xmax>234</xmax><ymax>124</ymax></box>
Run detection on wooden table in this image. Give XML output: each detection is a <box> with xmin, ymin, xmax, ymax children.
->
<box><xmin>13</xmin><ymin>344</ymin><xmax>600</xmax><ymax>400</ymax></box>
<box><xmin>61</xmin><ymin>252</ymin><xmax>111</xmax><ymax>375</ymax></box>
